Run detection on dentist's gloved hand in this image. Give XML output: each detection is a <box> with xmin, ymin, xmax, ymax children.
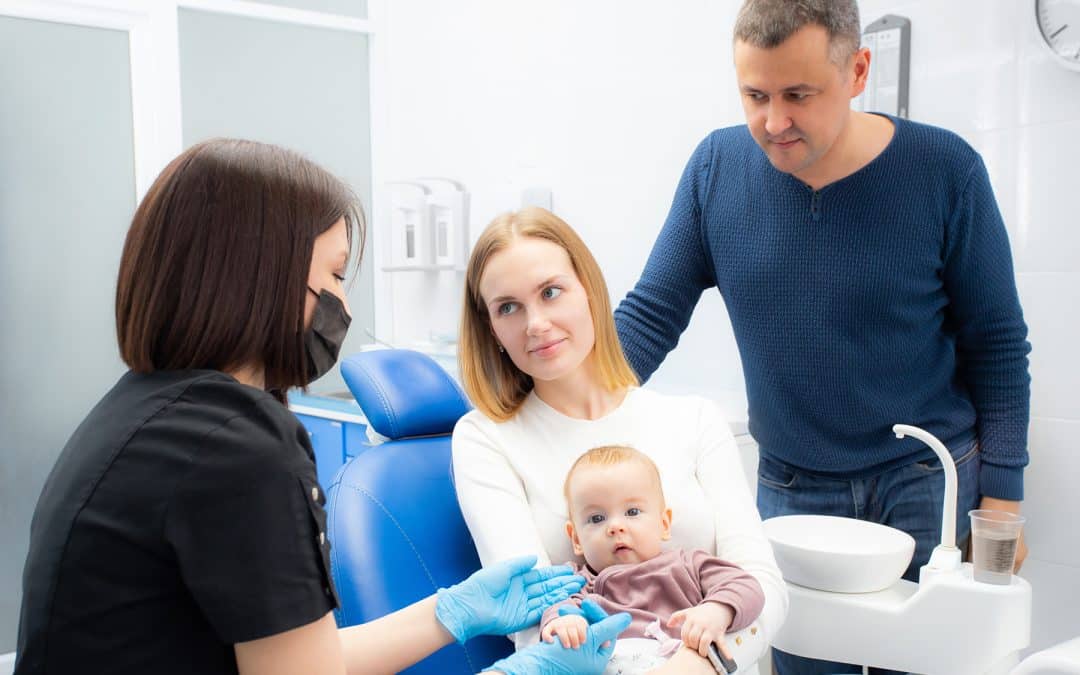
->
<box><xmin>487</xmin><ymin>600</ymin><xmax>631</xmax><ymax>675</ymax></box>
<box><xmin>556</xmin><ymin>598</ymin><xmax>606</xmax><ymax>620</ymax></box>
<box><xmin>435</xmin><ymin>555</ymin><xmax>585</xmax><ymax>643</ymax></box>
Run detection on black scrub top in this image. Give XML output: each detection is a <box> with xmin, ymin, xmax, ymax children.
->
<box><xmin>15</xmin><ymin>369</ymin><xmax>339</xmax><ymax>675</ymax></box>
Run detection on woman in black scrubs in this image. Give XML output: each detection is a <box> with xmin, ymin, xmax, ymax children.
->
<box><xmin>14</xmin><ymin>139</ymin><xmax>628</xmax><ymax>675</ymax></box>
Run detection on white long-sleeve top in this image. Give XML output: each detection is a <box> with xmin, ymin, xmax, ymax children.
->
<box><xmin>451</xmin><ymin>386</ymin><xmax>788</xmax><ymax>654</ymax></box>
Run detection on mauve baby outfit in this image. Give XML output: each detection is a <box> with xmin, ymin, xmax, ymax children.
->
<box><xmin>540</xmin><ymin>548</ymin><xmax>765</xmax><ymax>644</ymax></box>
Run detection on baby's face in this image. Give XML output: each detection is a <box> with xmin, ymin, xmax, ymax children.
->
<box><xmin>565</xmin><ymin>461</ymin><xmax>672</xmax><ymax>571</ymax></box>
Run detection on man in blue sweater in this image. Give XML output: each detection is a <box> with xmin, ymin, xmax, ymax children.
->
<box><xmin>614</xmin><ymin>2</ymin><xmax>1031</xmax><ymax>673</ymax></box>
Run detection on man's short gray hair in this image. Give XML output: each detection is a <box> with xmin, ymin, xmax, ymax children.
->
<box><xmin>734</xmin><ymin>0</ymin><xmax>862</xmax><ymax>66</ymax></box>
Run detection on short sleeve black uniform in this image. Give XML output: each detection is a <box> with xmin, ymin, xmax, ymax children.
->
<box><xmin>15</xmin><ymin>370</ymin><xmax>339</xmax><ymax>675</ymax></box>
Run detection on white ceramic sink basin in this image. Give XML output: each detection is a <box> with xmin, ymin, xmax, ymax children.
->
<box><xmin>763</xmin><ymin>515</ymin><xmax>915</xmax><ymax>593</ymax></box>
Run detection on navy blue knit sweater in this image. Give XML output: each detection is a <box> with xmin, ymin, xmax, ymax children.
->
<box><xmin>614</xmin><ymin>116</ymin><xmax>1030</xmax><ymax>500</ymax></box>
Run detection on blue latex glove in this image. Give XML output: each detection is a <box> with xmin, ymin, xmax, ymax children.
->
<box><xmin>487</xmin><ymin>600</ymin><xmax>632</xmax><ymax>675</ymax></box>
<box><xmin>435</xmin><ymin>555</ymin><xmax>586</xmax><ymax>643</ymax></box>
<box><xmin>557</xmin><ymin>599</ymin><xmax>600</xmax><ymax>619</ymax></box>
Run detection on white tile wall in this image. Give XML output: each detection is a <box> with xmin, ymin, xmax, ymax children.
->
<box><xmin>1017</xmin><ymin>24</ymin><xmax>1080</xmax><ymax>128</ymax></box>
<box><xmin>1013</xmin><ymin>120</ymin><xmax>1080</xmax><ymax>275</ymax></box>
<box><xmin>1022</xmin><ymin>557</ymin><xmax>1080</xmax><ymax>652</ymax></box>
<box><xmin>382</xmin><ymin>0</ymin><xmax>1080</xmax><ymax>658</ymax></box>
<box><xmin>1023</xmin><ymin>418</ymin><xmax>1080</xmax><ymax>566</ymax></box>
<box><xmin>1018</xmin><ymin>276</ymin><xmax>1080</xmax><ymax>422</ymax></box>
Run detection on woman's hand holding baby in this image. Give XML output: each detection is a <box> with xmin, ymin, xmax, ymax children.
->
<box><xmin>667</xmin><ymin>600</ymin><xmax>735</xmax><ymax>659</ymax></box>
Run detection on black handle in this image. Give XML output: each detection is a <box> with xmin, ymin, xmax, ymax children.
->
<box><xmin>707</xmin><ymin>642</ymin><xmax>738</xmax><ymax>673</ymax></box>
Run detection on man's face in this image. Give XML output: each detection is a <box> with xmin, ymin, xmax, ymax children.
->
<box><xmin>734</xmin><ymin>24</ymin><xmax>867</xmax><ymax>183</ymax></box>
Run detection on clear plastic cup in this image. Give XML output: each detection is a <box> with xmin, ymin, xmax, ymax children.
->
<box><xmin>968</xmin><ymin>509</ymin><xmax>1025</xmax><ymax>585</ymax></box>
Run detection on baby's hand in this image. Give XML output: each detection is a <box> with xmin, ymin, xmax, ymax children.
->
<box><xmin>540</xmin><ymin>613</ymin><xmax>589</xmax><ymax>649</ymax></box>
<box><xmin>667</xmin><ymin>601</ymin><xmax>735</xmax><ymax>659</ymax></box>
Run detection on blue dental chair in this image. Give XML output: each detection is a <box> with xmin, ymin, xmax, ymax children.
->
<box><xmin>326</xmin><ymin>349</ymin><xmax>514</xmax><ymax>674</ymax></box>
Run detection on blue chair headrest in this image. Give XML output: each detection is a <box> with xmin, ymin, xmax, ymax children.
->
<box><xmin>339</xmin><ymin>349</ymin><xmax>471</xmax><ymax>440</ymax></box>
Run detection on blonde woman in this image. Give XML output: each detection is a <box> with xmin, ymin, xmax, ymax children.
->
<box><xmin>453</xmin><ymin>207</ymin><xmax>788</xmax><ymax>674</ymax></box>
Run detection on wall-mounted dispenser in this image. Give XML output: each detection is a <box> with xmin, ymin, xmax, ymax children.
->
<box><xmin>385</xmin><ymin>181</ymin><xmax>432</xmax><ymax>269</ymax></box>
<box><xmin>414</xmin><ymin>178</ymin><xmax>470</xmax><ymax>269</ymax></box>
<box><xmin>854</xmin><ymin>15</ymin><xmax>911</xmax><ymax>119</ymax></box>
<box><xmin>383</xmin><ymin>179</ymin><xmax>470</xmax><ymax>271</ymax></box>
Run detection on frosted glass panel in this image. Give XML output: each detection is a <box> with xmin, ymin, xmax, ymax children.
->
<box><xmin>179</xmin><ymin>8</ymin><xmax>374</xmax><ymax>396</ymax></box>
<box><xmin>0</xmin><ymin>15</ymin><xmax>135</xmax><ymax>652</ymax></box>
<box><xmin>255</xmin><ymin>0</ymin><xmax>366</xmax><ymax>18</ymax></box>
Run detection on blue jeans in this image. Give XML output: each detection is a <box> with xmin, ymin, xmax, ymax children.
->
<box><xmin>757</xmin><ymin>440</ymin><xmax>981</xmax><ymax>675</ymax></box>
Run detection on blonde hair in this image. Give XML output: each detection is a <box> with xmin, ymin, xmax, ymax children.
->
<box><xmin>562</xmin><ymin>445</ymin><xmax>665</xmax><ymax>515</ymax></box>
<box><xmin>458</xmin><ymin>207</ymin><xmax>638</xmax><ymax>421</ymax></box>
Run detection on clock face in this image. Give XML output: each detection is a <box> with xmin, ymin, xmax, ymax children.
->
<box><xmin>1036</xmin><ymin>0</ymin><xmax>1080</xmax><ymax>70</ymax></box>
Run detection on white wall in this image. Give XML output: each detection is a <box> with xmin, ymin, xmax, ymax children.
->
<box><xmin>378</xmin><ymin>0</ymin><xmax>747</xmax><ymax>399</ymax></box>
<box><xmin>379</xmin><ymin>0</ymin><xmax>1080</xmax><ymax>655</ymax></box>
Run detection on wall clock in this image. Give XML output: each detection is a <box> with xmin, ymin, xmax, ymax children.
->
<box><xmin>1036</xmin><ymin>0</ymin><xmax>1080</xmax><ymax>71</ymax></box>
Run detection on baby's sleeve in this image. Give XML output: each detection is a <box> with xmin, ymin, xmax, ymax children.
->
<box><xmin>691</xmin><ymin>550</ymin><xmax>766</xmax><ymax>633</ymax></box>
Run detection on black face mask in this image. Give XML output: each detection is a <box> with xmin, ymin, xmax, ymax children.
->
<box><xmin>304</xmin><ymin>287</ymin><xmax>351</xmax><ymax>384</ymax></box>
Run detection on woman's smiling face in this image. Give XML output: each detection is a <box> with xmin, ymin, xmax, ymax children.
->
<box><xmin>478</xmin><ymin>236</ymin><xmax>596</xmax><ymax>386</ymax></box>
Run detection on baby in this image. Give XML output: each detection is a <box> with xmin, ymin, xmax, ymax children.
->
<box><xmin>541</xmin><ymin>446</ymin><xmax>764</xmax><ymax>674</ymax></box>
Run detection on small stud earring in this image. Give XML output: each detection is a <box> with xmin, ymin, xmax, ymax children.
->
<box><xmin>498</xmin><ymin>344</ymin><xmax>505</xmax><ymax>353</ymax></box>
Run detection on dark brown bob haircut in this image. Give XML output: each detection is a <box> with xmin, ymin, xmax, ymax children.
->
<box><xmin>116</xmin><ymin>138</ymin><xmax>364</xmax><ymax>402</ymax></box>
